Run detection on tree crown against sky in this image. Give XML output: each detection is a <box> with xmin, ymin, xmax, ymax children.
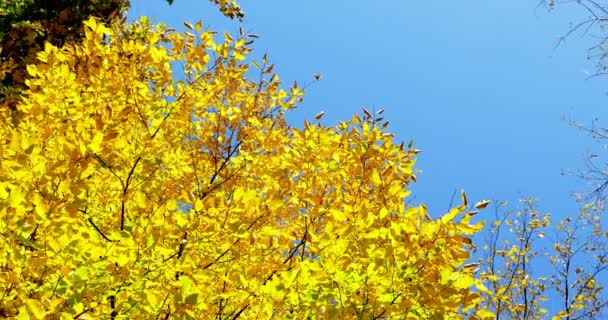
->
<box><xmin>0</xmin><ymin>10</ymin><xmax>492</xmax><ymax>319</ymax></box>
<box><xmin>2</xmin><ymin>0</ymin><xmax>608</xmax><ymax>319</ymax></box>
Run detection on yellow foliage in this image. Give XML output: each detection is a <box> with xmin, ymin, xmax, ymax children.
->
<box><xmin>0</xmin><ymin>17</ymin><xmax>485</xmax><ymax>319</ymax></box>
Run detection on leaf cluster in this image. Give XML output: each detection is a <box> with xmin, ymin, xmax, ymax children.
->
<box><xmin>0</xmin><ymin>16</ymin><xmax>488</xmax><ymax>319</ymax></box>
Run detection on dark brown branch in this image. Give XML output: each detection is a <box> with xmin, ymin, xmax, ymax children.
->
<box><xmin>93</xmin><ymin>153</ymin><xmax>125</xmax><ymax>189</ymax></box>
<box><xmin>208</xmin><ymin>139</ymin><xmax>242</xmax><ymax>187</ymax></box>
<box><xmin>155</xmin><ymin>293</ymin><xmax>171</xmax><ymax>320</ymax></box>
<box><xmin>201</xmin><ymin>161</ymin><xmax>247</xmax><ymax>200</ymax></box>
<box><xmin>202</xmin><ymin>213</ymin><xmax>264</xmax><ymax>270</ymax></box>
<box><xmin>1</xmin><ymin>283</ymin><xmax>13</xmax><ymax>304</ymax></box>
<box><xmin>73</xmin><ymin>308</ymin><xmax>93</xmax><ymax>319</ymax></box>
<box><xmin>283</xmin><ymin>220</ymin><xmax>309</xmax><ymax>265</ymax></box>
<box><xmin>88</xmin><ymin>218</ymin><xmax>116</xmax><ymax>242</ymax></box>
<box><xmin>231</xmin><ymin>304</ymin><xmax>249</xmax><ymax>319</ymax></box>
<box><xmin>121</xmin><ymin>156</ymin><xmax>142</xmax><ymax>230</ymax></box>
<box><xmin>133</xmin><ymin>98</ymin><xmax>149</xmax><ymax>131</ymax></box>
<box><xmin>163</xmin><ymin>232</ymin><xmax>187</xmax><ymax>262</ymax></box>
<box><xmin>202</xmin><ymin>245</ymin><xmax>233</xmax><ymax>270</ymax></box>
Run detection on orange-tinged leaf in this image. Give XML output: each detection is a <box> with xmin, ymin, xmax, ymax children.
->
<box><xmin>362</xmin><ymin>107</ymin><xmax>372</xmax><ymax>118</ymax></box>
<box><xmin>474</xmin><ymin>199</ymin><xmax>490</xmax><ymax>209</ymax></box>
<box><xmin>461</xmin><ymin>190</ymin><xmax>468</xmax><ymax>206</ymax></box>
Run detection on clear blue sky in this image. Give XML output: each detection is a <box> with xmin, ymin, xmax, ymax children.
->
<box><xmin>129</xmin><ymin>1</ymin><xmax>605</xmax><ymax>219</ymax></box>
<box><xmin>128</xmin><ymin>0</ymin><xmax>608</xmax><ymax>314</ymax></box>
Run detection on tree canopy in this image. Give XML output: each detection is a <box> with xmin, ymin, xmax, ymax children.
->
<box><xmin>3</xmin><ymin>1</ymin><xmax>608</xmax><ymax>319</ymax></box>
<box><xmin>0</xmin><ymin>0</ymin><xmax>242</xmax><ymax>116</ymax></box>
<box><xmin>0</xmin><ymin>16</ymin><xmax>490</xmax><ymax>319</ymax></box>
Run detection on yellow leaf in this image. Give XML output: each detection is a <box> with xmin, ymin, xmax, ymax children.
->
<box><xmin>367</xmin><ymin>262</ymin><xmax>376</xmax><ymax>275</ymax></box>
<box><xmin>194</xmin><ymin>199</ymin><xmax>204</xmax><ymax>211</ymax></box>
<box><xmin>89</xmin><ymin>132</ymin><xmax>104</xmax><ymax>153</ymax></box>
<box><xmin>233</xmin><ymin>188</ymin><xmax>244</xmax><ymax>202</ymax></box>
<box><xmin>234</xmin><ymin>51</ymin><xmax>245</xmax><ymax>61</ymax></box>
<box><xmin>135</xmin><ymin>191</ymin><xmax>147</xmax><ymax>209</ymax></box>
<box><xmin>0</xmin><ymin>183</ymin><xmax>10</xmax><ymax>200</ymax></box>
<box><xmin>387</xmin><ymin>182</ymin><xmax>402</xmax><ymax>198</ymax></box>
<box><xmin>17</xmin><ymin>306</ymin><xmax>29</xmax><ymax>320</ymax></box>
<box><xmin>167</xmin><ymin>199</ymin><xmax>178</xmax><ymax>211</ymax></box>
<box><xmin>9</xmin><ymin>188</ymin><xmax>25</xmax><ymax>207</ymax></box>
<box><xmin>441</xmin><ymin>205</ymin><xmax>464</xmax><ymax>224</ymax></box>
<box><xmin>25</xmin><ymin>299</ymin><xmax>45</xmax><ymax>318</ymax></box>
<box><xmin>379</xmin><ymin>207</ymin><xmax>389</xmax><ymax>219</ymax></box>
<box><xmin>330</xmin><ymin>209</ymin><xmax>347</xmax><ymax>222</ymax></box>
<box><xmin>20</xmin><ymin>133</ymin><xmax>36</xmax><ymax>152</ymax></box>
<box><xmin>453</xmin><ymin>274</ymin><xmax>475</xmax><ymax>289</ymax></box>
<box><xmin>439</xmin><ymin>269</ymin><xmax>452</xmax><ymax>284</ymax></box>
<box><xmin>145</xmin><ymin>291</ymin><xmax>158</xmax><ymax>306</ymax></box>
<box><xmin>476</xmin><ymin>309</ymin><xmax>496</xmax><ymax>319</ymax></box>
<box><xmin>224</xmin><ymin>32</ymin><xmax>233</xmax><ymax>43</ymax></box>
<box><xmin>181</xmin><ymin>276</ymin><xmax>193</xmax><ymax>295</ymax></box>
